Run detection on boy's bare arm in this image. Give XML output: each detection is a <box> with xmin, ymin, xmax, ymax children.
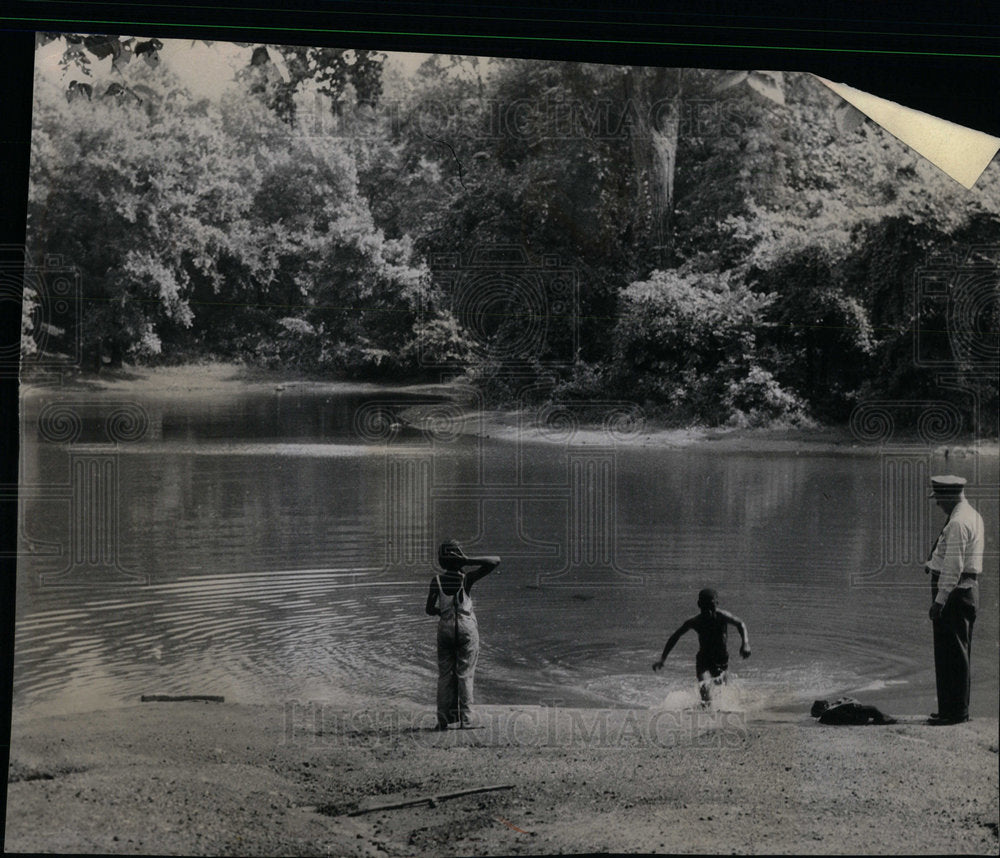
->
<box><xmin>652</xmin><ymin>619</ymin><xmax>694</xmax><ymax>670</ymax></box>
<box><xmin>425</xmin><ymin>581</ymin><xmax>440</xmax><ymax>616</ymax></box>
<box><xmin>720</xmin><ymin>610</ymin><xmax>751</xmax><ymax>657</ymax></box>
<box><xmin>462</xmin><ymin>556</ymin><xmax>501</xmax><ymax>587</ymax></box>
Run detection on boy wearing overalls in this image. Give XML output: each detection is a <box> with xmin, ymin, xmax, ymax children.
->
<box><xmin>426</xmin><ymin>540</ymin><xmax>501</xmax><ymax>729</ymax></box>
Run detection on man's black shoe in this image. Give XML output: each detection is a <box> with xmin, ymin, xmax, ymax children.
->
<box><xmin>927</xmin><ymin>714</ymin><xmax>970</xmax><ymax>725</ymax></box>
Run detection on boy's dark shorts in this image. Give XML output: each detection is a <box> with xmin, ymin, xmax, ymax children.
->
<box><xmin>696</xmin><ymin>652</ymin><xmax>729</xmax><ymax>678</ymax></box>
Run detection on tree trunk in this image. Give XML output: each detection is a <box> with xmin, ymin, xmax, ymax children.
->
<box><xmin>109</xmin><ymin>339</ymin><xmax>124</xmax><ymax>369</ymax></box>
<box><xmin>624</xmin><ymin>66</ymin><xmax>679</xmax><ymax>269</ymax></box>
<box><xmin>651</xmin><ymin>118</ymin><xmax>679</xmax><ymax>225</ymax></box>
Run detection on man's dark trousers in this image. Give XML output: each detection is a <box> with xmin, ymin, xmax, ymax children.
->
<box><xmin>933</xmin><ymin>586</ymin><xmax>977</xmax><ymax>720</ymax></box>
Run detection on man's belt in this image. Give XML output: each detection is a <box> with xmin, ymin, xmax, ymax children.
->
<box><xmin>925</xmin><ymin>569</ymin><xmax>978</xmax><ymax>582</ymax></box>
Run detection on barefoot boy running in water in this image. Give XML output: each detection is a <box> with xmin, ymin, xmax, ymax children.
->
<box><xmin>652</xmin><ymin>588</ymin><xmax>751</xmax><ymax>706</ymax></box>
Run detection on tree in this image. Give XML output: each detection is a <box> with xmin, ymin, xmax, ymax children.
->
<box><xmin>610</xmin><ymin>269</ymin><xmax>810</xmax><ymax>425</ymax></box>
<box><xmin>236</xmin><ymin>44</ymin><xmax>385</xmax><ymax>123</ymax></box>
<box><xmin>28</xmin><ymin>63</ymin><xmax>226</xmax><ymax>367</ymax></box>
<box><xmin>26</xmin><ymin>38</ymin><xmax>433</xmax><ymax>375</ymax></box>
<box><xmin>39</xmin><ymin>33</ymin><xmax>386</xmax><ymax>122</ymax></box>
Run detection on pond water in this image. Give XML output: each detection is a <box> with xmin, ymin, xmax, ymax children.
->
<box><xmin>14</xmin><ymin>385</ymin><xmax>999</xmax><ymax>720</ymax></box>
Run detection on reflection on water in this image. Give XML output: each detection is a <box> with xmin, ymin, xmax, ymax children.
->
<box><xmin>15</xmin><ymin>388</ymin><xmax>999</xmax><ymax>720</ymax></box>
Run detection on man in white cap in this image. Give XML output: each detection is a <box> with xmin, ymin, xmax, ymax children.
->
<box><xmin>924</xmin><ymin>475</ymin><xmax>983</xmax><ymax>725</ymax></box>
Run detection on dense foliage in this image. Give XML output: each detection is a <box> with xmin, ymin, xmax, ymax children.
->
<box><xmin>23</xmin><ymin>37</ymin><xmax>1000</xmax><ymax>432</ymax></box>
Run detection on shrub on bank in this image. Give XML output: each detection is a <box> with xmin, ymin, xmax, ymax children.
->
<box><xmin>609</xmin><ymin>268</ymin><xmax>809</xmax><ymax>425</ymax></box>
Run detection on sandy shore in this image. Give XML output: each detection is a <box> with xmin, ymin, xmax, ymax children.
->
<box><xmin>5</xmin><ymin>701</ymin><xmax>999</xmax><ymax>856</ymax></box>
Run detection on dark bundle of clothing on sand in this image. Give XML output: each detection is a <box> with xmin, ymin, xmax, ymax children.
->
<box><xmin>810</xmin><ymin>697</ymin><xmax>897</xmax><ymax>726</ymax></box>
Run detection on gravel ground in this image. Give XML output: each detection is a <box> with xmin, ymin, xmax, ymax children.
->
<box><xmin>5</xmin><ymin>702</ymin><xmax>999</xmax><ymax>856</ymax></box>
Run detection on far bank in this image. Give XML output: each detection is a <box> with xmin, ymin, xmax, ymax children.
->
<box><xmin>18</xmin><ymin>361</ymin><xmax>998</xmax><ymax>457</ymax></box>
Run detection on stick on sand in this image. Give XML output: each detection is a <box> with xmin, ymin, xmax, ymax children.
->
<box><xmin>348</xmin><ymin>784</ymin><xmax>514</xmax><ymax>816</ymax></box>
<box><xmin>140</xmin><ymin>694</ymin><xmax>225</xmax><ymax>703</ymax></box>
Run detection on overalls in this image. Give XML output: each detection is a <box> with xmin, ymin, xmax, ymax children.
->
<box><xmin>435</xmin><ymin>574</ymin><xmax>480</xmax><ymax>726</ymax></box>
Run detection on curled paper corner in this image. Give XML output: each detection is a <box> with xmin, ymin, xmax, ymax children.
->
<box><xmin>812</xmin><ymin>75</ymin><xmax>1000</xmax><ymax>190</ymax></box>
